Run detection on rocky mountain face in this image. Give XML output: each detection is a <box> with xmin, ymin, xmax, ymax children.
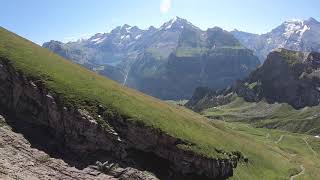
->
<box><xmin>187</xmin><ymin>49</ymin><xmax>320</xmax><ymax>111</ymax></box>
<box><xmin>43</xmin><ymin>17</ymin><xmax>260</xmax><ymax>100</ymax></box>
<box><xmin>0</xmin><ymin>114</ymin><xmax>158</xmax><ymax>180</ymax></box>
<box><xmin>232</xmin><ymin>18</ymin><xmax>320</xmax><ymax>62</ymax></box>
<box><xmin>0</xmin><ymin>56</ymin><xmax>242</xmax><ymax>179</ymax></box>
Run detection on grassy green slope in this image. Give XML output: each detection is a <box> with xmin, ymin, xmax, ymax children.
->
<box><xmin>0</xmin><ymin>27</ymin><xmax>311</xmax><ymax>179</ymax></box>
<box><xmin>218</xmin><ymin>122</ymin><xmax>320</xmax><ymax>180</ymax></box>
<box><xmin>202</xmin><ymin>97</ymin><xmax>320</xmax><ymax>135</ymax></box>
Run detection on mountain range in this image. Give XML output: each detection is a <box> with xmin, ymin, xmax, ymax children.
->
<box><xmin>232</xmin><ymin>17</ymin><xmax>320</xmax><ymax>61</ymax></box>
<box><xmin>43</xmin><ymin>17</ymin><xmax>260</xmax><ymax>99</ymax></box>
<box><xmin>43</xmin><ymin>17</ymin><xmax>320</xmax><ymax>100</ymax></box>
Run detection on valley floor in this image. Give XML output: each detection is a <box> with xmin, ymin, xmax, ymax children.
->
<box><xmin>217</xmin><ymin>121</ymin><xmax>320</xmax><ymax>180</ymax></box>
<box><xmin>169</xmin><ymin>99</ymin><xmax>320</xmax><ymax>179</ymax></box>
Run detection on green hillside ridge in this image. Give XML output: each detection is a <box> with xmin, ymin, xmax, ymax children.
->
<box><xmin>0</xmin><ymin>27</ymin><xmax>315</xmax><ymax>179</ymax></box>
<box><xmin>202</xmin><ymin>96</ymin><xmax>320</xmax><ymax>135</ymax></box>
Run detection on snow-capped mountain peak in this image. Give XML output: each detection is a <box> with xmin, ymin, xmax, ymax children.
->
<box><xmin>231</xmin><ymin>17</ymin><xmax>320</xmax><ymax>62</ymax></box>
<box><xmin>282</xmin><ymin>18</ymin><xmax>319</xmax><ymax>36</ymax></box>
<box><xmin>306</xmin><ymin>17</ymin><xmax>318</xmax><ymax>23</ymax></box>
<box><xmin>121</xmin><ymin>24</ymin><xmax>132</xmax><ymax>32</ymax></box>
<box><xmin>282</xmin><ymin>19</ymin><xmax>310</xmax><ymax>38</ymax></box>
<box><xmin>160</xmin><ymin>16</ymin><xmax>198</xmax><ymax>31</ymax></box>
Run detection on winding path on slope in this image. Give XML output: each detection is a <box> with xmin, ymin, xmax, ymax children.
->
<box><xmin>289</xmin><ymin>137</ymin><xmax>318</xmax><ymax>180</ymax></box>
<box><xmin>274</xmin><ymin>135</ymin><xmax>306</xmax><ymax>179</ymax></box>
<box><xmin>303</xmin><ymin>137</ymin><xmax>318</xmax><ymax>156</ymax></box>
<box><xmin>290</xmin><ymin>165</ymin><xmax>305</xmax><ymax>180</ymax></box>
<box><xmin>275</xmin><ymin>135</ymin><xmax>284</xmax><ymax>144</ymax></box>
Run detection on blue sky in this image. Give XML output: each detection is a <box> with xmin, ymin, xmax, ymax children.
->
<box><xmin>1</xmin><ymin>0</ymin><xmax>319</xmax><ymax>45</ymax></box>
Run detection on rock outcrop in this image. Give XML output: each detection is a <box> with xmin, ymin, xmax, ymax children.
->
<box><xmin>187</xmin><ymin>49</ymin><xmax>320</xmax><ymax>111</ymax></box>
<box><xmin>0</xmin><ymin>57</ymin><xmax>242</xmax><ymax>179</ymax></box>
<box><xmin>0</xmin><ymin>114</ymin><xmax>160</xmax><ymax>180</ymax></box>
<box><xmin>238</xmin><ymin>49</ymin><xmax>320</xmax><ymax>108</ymax></box>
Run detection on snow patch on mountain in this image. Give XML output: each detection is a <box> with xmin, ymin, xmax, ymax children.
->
<box><xmin>283</xmin><ymin>20</ymin><xmax>308</xmax><ymax>38</ymax></box>
<box><xmin>91</xmin><ymin>37</ymin><xmax>101</xmax><ymax>42</ymax></box>
<box><xmin>267</xmin><ymin>38</ymin><xmax>272</xmax><ymax>44</ymax></box>
<box><xmin>298</xmin><ymin>25</ymin><xmax>310</xmax><ymax>36</ymax></box>
<box><xmin>161</xmin><ymin>16</ymin><xmax>189</xmax><ymax>30</ymax></box>
<box><xmin>281</xmin><ymin>19</ymin><xmax>311</xmax><ymax>42</ymax></box>
<box><xmin>125</xmin><ymin>26</ymin><xmax>132</xmax><ymax>32</ymax></box>
<box><xmin>135</xmin><ymin>34</ymin><xmax>142</xmax><ymax>40</ymax></box>
<box><xmin>91</xmin><ymin>36</ymin><xmax>106</xmax><ymax>44</ymax></box>
<box><xmin>165</xmin><ymin>21</ymin><xmax>174</xmax><ymax>30</ymax></box>
<box><xmin>95</xmin><ymin>37</ymin><xmax>106</xmax><ymax>44</ymax></box>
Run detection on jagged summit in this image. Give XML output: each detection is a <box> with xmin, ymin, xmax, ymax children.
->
<box><xmin>148</xmin><ymin>25</ymin><xmax>157</xmax><ymax>31</ymax></box>
<box><xmin>166</xmin><ymin>16</ymin><xmax>187</xmax><ymax>24</ymax></box>
<box><xmin>160</xmin><ymin>16</ymin><xmax>199</xmax><ymax>31</ymax></box>
<box><xmin>307</xmin><ymin>17</ymin><xmax>319</xmax><ymax>23</ymax></box>
<box><xmin>285</xmin><ymin>17</ymin><xmax>319</xmax><ymax>24</ymax></box>
<box><xmin>271</xmin><ymin>17</ymin><xmax>320</xmax><ymax>46</ymax></box>
<box><xmin>276</xmin><ymin>19</ymin><xmax>313</xmax><ymax>39</ymax></box>
<box><xmin>232</xmin><ymin>17</ymin><xmax>320</xmax><ymax>62</ymax></box>
<box><xmin>122</xmin><ymin>24</ymin><xmax>131</xmax><ymax>29</ymax></box>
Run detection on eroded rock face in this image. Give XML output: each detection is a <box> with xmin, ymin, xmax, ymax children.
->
<box><xmin>238</xmin><ymin>49</ymin><xmax>320</xmax><ymax>109</ymax></box>
<box><xmin>0</xmin><ymin>58</ymin><xmax>239</xmax><ymax>179</ymax></box>
<box><xmin>187</xmin><ymin>49</ymin><xmax>320</xmax><ymax>111</ymax></box>
<box><xmin>0</xmin><ymin>115</ymin><xmax>161</xmax><ymax>180</ymax></box>
<box><xmin>0</xmin><ymin>115</ymin><xmax>116</xmax><ymax>180</ymax></box>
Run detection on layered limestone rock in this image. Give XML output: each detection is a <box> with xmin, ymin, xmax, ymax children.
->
<box><xmin>0</xmin><ymin>58</ymin><xmax>241</xmax><ymax>179</ymax></box>
<box><xmin>0</xmin><ymin>114</ymin><xmax>159</xmax><ymax>180</ymax></box>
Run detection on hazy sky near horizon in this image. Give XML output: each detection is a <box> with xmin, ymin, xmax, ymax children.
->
<box><xmin>1</xmin><ymin>0</ymin><xmax>319</xmax><ymax>45</ymax></box>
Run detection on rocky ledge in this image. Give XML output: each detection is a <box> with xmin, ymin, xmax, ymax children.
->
<box><xmin>0</xmin><ymin>114</ymin><xmax>159</xmax><ymax>180</ymax></box>
<box><xmin>0</xmin><ymin>58</ymin><xmax>242</xmax><ymax>179</ymax></box>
